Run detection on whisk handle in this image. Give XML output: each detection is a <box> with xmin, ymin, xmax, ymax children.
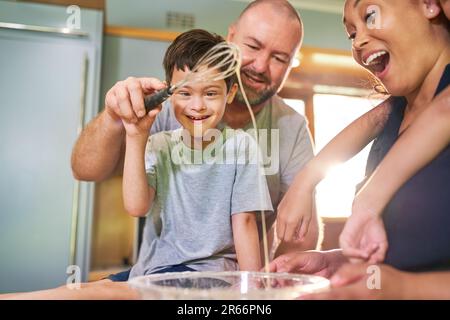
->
<box><xmin>144</xmin><ymin>88</ymin><xmax>173</xmax><ymax>113</ymax></box>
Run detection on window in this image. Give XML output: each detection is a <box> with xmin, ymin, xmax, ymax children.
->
<box><xmin>313</xmin><ymin>94</ymin><xmax>382</xmax><ymax>218</ymax></box>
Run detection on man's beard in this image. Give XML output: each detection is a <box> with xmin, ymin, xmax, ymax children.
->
<box><xmin>235</xmin><ymin>69</ymin><xmax>277</xmax><ymax>107</ymax></box>
<box><xmin>235</xmin><ymin>83</ymin><xmax>276</xmax><ymax>107</ymax></box>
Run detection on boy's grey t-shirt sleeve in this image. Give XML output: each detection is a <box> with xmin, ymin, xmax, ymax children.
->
<box><xmin>144</xmin><ymin>138</ymin><xmax>158</xmax><ymax>189</ymax></box>
<box><xmin>231</xmin><ymin>133</ymin><xmax>274</xmax><ymax>215</ymax></box>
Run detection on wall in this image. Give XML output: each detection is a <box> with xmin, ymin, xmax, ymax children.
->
<box><xmin>105</xmin><ymin>0</ymin><xmax>351</xmax><ymax>51</ymax></box>
<box><xmin>100</xmin><ymin>35</ymin><xmax>170</xmax><ymax>101</ymax></box>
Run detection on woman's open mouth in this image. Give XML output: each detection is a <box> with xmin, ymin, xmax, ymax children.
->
<box><xmin>363</xmin><ymin>50</ymin><xmax>390</xmax><ymax>80</ymax></box>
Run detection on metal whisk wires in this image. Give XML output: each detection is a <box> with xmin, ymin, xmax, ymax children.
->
<box><xmin>144</xmin><ymin>42</ymin><xmax>241</xmax><ymax>112</ymax></box>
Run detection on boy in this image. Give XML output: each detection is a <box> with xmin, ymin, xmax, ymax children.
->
<box><xmin>121</xmin><ymin>29</ymin><xmax>273</xmax><ymax>277</ymax></box>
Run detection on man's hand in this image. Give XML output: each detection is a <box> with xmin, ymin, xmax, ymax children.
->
<box><xmin>104</xmin><ymin>77</ymin><xmax>166</xmax><ymax>124</ymax></box>
<box><xmin>301</xmin><ymin>263</ymin><xmax>408</xmax><ymax>300</ymax></box>
<box><xmin>268</xmin><ymin>250</ymin><xmax>346</xmax><ymax>279</ymax></box>
<box><xmin>339</xmin><ymin>200</ymin><xmax>388</xmax><ymax>264</ymax></box>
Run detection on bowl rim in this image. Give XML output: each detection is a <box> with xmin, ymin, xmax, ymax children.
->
<box><xmin>127</xmin><ymin>271</ymin><xmax>330</xmax><ymax>298</ymax></box>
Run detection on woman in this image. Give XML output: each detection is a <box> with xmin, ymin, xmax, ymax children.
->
<box><xmin>272</xmin><ymin>0</ymin><xmax>450</xmax><ymax>299</ymax></box>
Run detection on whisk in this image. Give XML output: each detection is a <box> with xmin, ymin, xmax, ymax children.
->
<box><xmin>144</xmin><ymin>42</ymin><xmax>242</xmax><ymax>112</ymax></box>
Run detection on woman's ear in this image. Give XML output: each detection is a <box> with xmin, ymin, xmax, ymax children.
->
<box><xmin>420</xmin><ymin>0</ymin><xmax>442</xmax><ymax>19</ymax></box>
<box><xmin>227</xmin><ymin>83</ymin><xmax>238</xmax><ymax>104</ymax></box>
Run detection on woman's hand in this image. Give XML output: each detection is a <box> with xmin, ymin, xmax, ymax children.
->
<box><xmin>339</xmin><ymin>198</ymin><xmax>388</xmax><ymax>264</ymax></box>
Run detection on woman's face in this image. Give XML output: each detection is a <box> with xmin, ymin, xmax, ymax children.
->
<box><xmin>343</xmin><ymin>0</ymin><xmax>442</xmax><ymax>96</ymax></box>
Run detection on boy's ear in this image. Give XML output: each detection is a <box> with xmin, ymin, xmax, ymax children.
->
<box><xmin>420</xmin><ymin>0</ymin><xmax>442</xmax><ymax>19</ymax></box>
<box><xmin>227</xmin><ymin>83</ymin><xmax>239</xmax><ymax>104</ymax></box>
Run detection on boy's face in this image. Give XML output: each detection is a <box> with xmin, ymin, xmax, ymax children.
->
<box><xmin>170</xmin><ymin>67</ymin><xmax>237</xmax><ymax>139</ymax></box>
<box><xmin>343</xmin><ymin>0</ymin><xmax>444</xmax><ymax>96</ymax></box>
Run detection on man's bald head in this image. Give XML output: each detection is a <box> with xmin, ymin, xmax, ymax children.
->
<box><xmin>227</xmin><ymin>0</ymin><xmax>304</xmax><ymax>107</ymax></box>
<box><xmin>236</xmin><ymin>0</ymin><xmax>303</xmax><ymax>33</ymax></box>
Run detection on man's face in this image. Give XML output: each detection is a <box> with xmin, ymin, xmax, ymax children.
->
<box><xmin>227</xmin><ymin>4</ymin><xmax>302</xmax><ymax>106</ymax></box>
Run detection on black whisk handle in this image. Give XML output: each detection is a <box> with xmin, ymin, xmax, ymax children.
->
<box><xmin>144</xmin><ymin>88</ymin><xmax>173</xmax><ymax>113</ymax></box>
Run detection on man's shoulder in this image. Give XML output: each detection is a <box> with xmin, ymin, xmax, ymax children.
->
<box><xmin>270</xmin><ymin>95</ymin><xmax>308</xmax><ymax>128</ymax></box>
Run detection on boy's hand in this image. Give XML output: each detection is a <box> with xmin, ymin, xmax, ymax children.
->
<box><xmin>104</xmin><ymin>77</ymin><xmax>166</xmax><ymax>124</ymax></box>
<box><xmin>339</xmin><ymin>199</ymin><xmax>388</xmax><ymax>264</ymax></box>
<box><xmin>122</xmin><ymin>107</ymin><xmax>161</xmax><ymax>139</ymax></box>
<box><xmin>276</xmin><ymin>180</ymin><xmax>314</xmax><ymax>243</ymax></box>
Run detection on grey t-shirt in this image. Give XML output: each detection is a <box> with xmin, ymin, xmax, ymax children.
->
<box><xmin>151</xmin><ymin>95</ymin><xmax>314</xmax><ymax>227</ymax></box>
<box><xmin>129</xmin><ymin>128</ymin><xmax>273</xmax><ymax>277</ymax></box>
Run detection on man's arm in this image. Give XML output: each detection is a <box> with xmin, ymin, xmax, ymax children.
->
<box><xmin>71</xmin><ymin>109</ymin><xmax>125</xmax><ymax>181</ymax></box>
<box><xmin>71</xmin><ymin>77</ymin><xmax>166</xmax><ymax>182</ymax></box>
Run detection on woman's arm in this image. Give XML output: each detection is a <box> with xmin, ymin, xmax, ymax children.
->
<box><xmin>276</xmin><ymin>98</ymin><xmax>392</xmax><ymax>243</ymax></box>
<box><xmin>404</xmin><ymin>270</ymin><xmax>450</xmax><ymax>299</ymax></box>
<box><xmin>232</xmin><ymin>212</ymin><xmax>262</xmax><ymax>271</ymax></box>
<box><xmin>302</xmin><ymin>98</ymin><xmax>391</xmax><ymax>187</ymax></box>
<box><xmin>340</xmin><ymin>87</ymin><xmax>450</xmax><ymax>261</ymax></box>
<box><xmin>303</xmin><ymin>263</ymin><xmax>450</xmax><ymax>300</ymax></box>
<box><xmin>355</xmin><ymin>87</ymin><xmax>450</xmax><ymax>214</ymax></box>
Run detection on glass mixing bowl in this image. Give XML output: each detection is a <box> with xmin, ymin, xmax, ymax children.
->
<box><xmin>128</xmin><ymin>271</ymin><xmax>330</xmax><ymax>300</ymax></box>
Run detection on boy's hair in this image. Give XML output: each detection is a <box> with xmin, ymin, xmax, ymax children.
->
<box><xmin>163</xmin><ymin>29</ymin><xmax>235</xmax><ymax>91</ymax></box>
